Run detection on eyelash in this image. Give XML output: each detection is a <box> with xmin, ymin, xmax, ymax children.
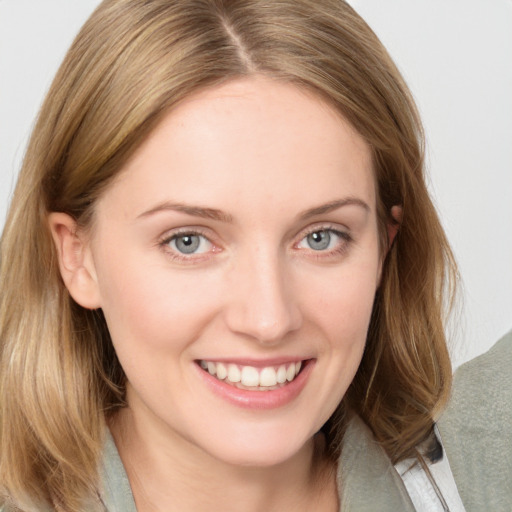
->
<box><xmin>158</xmin><ymin>225</ymin><xmax>353</xmax><ymax>263</ymax></box>
<box><xmin>295</xmin><ymin>225</ymin><xmax>353</xmax><ymax>260</ymax></box>
<box><xmin>159</xmin><ymin>228</ymin><xmax>217</xmax><ymax>263</ymax></box>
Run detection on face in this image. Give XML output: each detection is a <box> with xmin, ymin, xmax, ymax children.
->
<box><xmin>74</xmin><ymin>78</ymin><xmax>382</xmax><ymax>467</ymax></box>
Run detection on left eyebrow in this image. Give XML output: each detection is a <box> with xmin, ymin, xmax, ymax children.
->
<box><xmin>298</xmin><ymin>198</ymin><xmax>370</xmax><ymax>220</ymax></box>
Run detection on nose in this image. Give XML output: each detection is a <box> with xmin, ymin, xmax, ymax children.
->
<box><xmin>223</xmin><ymin>249</ymin><xmax>302</xmax><ymax>345</ymax></box>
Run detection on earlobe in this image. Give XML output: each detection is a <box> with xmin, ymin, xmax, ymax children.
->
<box><xmin>387</xmin><ymin>205</ymin><xmax>402</xmax><ymax>249</ymax></box>
<box><xmin>48</xmin><ymin>212</ymin><xmax>101</xmax><ymax>309</ymax></box>
<box><xmin>377</xmin><ymin>205</ymin><xmax>402</xmax><ymax>285</ymax></box>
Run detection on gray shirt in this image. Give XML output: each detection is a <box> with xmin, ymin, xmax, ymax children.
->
<box><xmin>438</xmin><ymin>330</ymin><xmax>512</xmax><ymax>512</ymax></box>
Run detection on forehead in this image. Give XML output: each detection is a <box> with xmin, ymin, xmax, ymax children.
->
<box><xmin>96</xmin><ymin>77</ymin><xmax>375</xmax><ymax>221</ymax></box>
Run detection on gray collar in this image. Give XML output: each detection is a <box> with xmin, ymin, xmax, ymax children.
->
<box><xmin>99</xmin><ymin>431</ymin><xmax>137</xmax><ymax>512</ymax></box>
<box><xmin>337</xmin><ymin>415</ymin><xmax>415</xmax><ymax>512</ymax></box>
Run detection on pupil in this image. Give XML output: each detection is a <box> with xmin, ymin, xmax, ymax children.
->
<box><xmin>308</xmin><ymin>230</ymin><xmax>330</xmax><ymax>251</ymax></box>
<box><xmin>176</xmin><ymin>234</ymin><xmax>200</xmax><ymax>254</ymax></box>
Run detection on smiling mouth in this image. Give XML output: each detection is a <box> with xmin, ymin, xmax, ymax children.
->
<box><xmin>198</xmin><ymin>360</ymin><xmax>305</xmax><ymax>391</ymax></box>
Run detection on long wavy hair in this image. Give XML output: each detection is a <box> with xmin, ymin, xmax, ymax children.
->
<box><xmin>0</xmin><ymin>0</ymin><xmax>457</xmax><ymax>510</ymax></box>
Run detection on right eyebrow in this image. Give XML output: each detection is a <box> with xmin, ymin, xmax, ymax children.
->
<box><xmin>298</xmin><ymin>197</ymin><xmax>371</xmax><ymax>220</ymax></box>
<box><xmin>136</xmin><ymin>201</ymin><xmax>234</xmax><ymax>223</ymax></box>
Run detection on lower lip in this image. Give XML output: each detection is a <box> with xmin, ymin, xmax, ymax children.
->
<box><xmin>195</xmin><ymin>360</ymin><xmax>315</xmax><ymax>410</ymax></box>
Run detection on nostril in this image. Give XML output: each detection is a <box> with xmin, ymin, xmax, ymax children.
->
<box><xmin>224</xmin><ymin>302</ymin><xmax>302</xmax><ymax>345</ymax></box>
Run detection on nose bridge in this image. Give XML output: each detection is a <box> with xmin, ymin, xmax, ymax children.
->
<box><xmin>225</xmin><ymin>244</ymin><xmax>302</xmax><ymax>344</ymax></box>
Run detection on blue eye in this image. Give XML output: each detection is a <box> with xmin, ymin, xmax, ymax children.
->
<box><xmin>168</xmin><ymin>233</ymin><xmax>212</xmax><ymax>254</ymax></box>
<box><xmin>306</xmin><ymin>230</ymin><xmax>331</xmax><ymax>250</ymax></box>
<box><xmin>297</xmin><ymin>228</ymin><xmax>347</xmax><ymax>252</ymax></box>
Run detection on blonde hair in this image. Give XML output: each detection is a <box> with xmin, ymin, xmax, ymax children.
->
<box><xmin>0</xmin><ymin>0</ymin><xmax>457</xmax><ymax>509</ymax></box>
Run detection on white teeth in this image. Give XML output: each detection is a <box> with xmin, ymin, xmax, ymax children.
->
<box><xmin>276</xmin><ymin>365</ymin><xmax>287</xmax><ymax>384</ymax></box>
<box><xmin>227</xmin><ymin>364</ymin><xmax>241</xmax><ymax>383</ymax></box>
<box><xmin>240</xmin><ymin>366</ymin><xmax>259</xmax><ymax>387</ymax></box>
<box><xmin>207</xmin><ymin>362</ymin><xmax>216</xmax><ymax>375</ymax></box>
<box><xmin>216</xmin><ymin>362</ymin><xmax>227</xmax><ymax>380</ymax></box>
<box><xmin>286</xmin><ymin>364</ymin><xmax>295</xmax><ymax>382</ymax></box>
<box><xmin>259</xmin><ymin>367</ymin><xmax>277</xmax><ymax>387</ymax></box>
<box><xmin>200</xmin><ymin>360</ymin><xmax>303</xmax><ymax>388</ymax></box>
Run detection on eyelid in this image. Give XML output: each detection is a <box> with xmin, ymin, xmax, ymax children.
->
<box><xmin>158</xmin><ymin>226</ymin><xmax>221</xmax><ymax>262</ymax></box>
<box><xmin>293</xmin><ymin>223</ymin><xmax>353</xmax><ymax>258</ymax></box>
<box><xmin>160</xmin><ymin>226</ymin><xmax>208</xmax><ymax>243</ymax></box>
<box><xmin>296</xmin><ymin>223</ymin><xmax>351</xmax><ymax>242</ymax></box>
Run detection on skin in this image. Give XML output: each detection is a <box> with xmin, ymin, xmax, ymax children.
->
<box><xmin>50</xmin><ymin>77</ymin><xmax>395</xmax><ymax>511</ymax></box>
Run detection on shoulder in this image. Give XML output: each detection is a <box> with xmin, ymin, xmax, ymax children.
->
<box><xmin>438</xmin><ymin>330</ymin><xmax>512</xmax><ymax>511</ymax></box>
<box><xmin>337</xmin><ymin>415</ymin><xmax>416</xmax><ymax>512</ymax></box>
<box><xmin>442</xmin><ymin>330</ymin><xmax>512</xmax><ymax>428</ymax></box>
<box><xmin>339</xmin><ymin>416</ymin><xmax>463</xmax><ymax>511</ymax></box>
<box><xmin>457</xmin><ymin>329</ymin><xmax>511</xmax><ymax>380</ymax></box>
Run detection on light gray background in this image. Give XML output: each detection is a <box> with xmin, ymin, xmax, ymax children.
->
<box><xmin>1</xmin><ymin>1</ymin><xmax>511</xmax><ymax>366</ymax></box>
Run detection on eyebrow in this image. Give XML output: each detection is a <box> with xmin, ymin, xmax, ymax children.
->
<box><xmin>137</xmin><ymin>202</ymin><xmax>234</xmax><ymax>223</ymax></box>
<box><xmin>298</xmin><ymin>198</ymin><xmax>370</xmax><ymax>220</ymax></box>
<box><xmin>137</xmin><ymin>197</ymin><xmax>369</xmax><ymax>223</ymax></box>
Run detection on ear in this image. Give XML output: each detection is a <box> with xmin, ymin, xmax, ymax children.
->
<box><xmin>48</xmin><ymin>212</ymin><xmax>101</xmax><ymax>309</ymax></box>
<box><xmin>387</xmin><ymin>205</ymin><xmax>402</xmax><ymax>250</ymax></box>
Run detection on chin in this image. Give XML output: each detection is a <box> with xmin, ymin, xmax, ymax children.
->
<box><xmin>196</xmin><ymin>424</ymin><xmax>316</xmax><ymax>469</ymax></box>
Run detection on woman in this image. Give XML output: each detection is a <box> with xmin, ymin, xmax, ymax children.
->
<box><xmin>0</xmin><ymin>0</ymin><xmax>457</xmax><ymax>510</ymax></box>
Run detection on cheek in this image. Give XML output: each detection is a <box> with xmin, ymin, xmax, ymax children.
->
<box><xmin>94</xmin><ymin>245</ymin><xmax>222</xmax><ymax>355</ymax></box>
<box><xmin>305</xmin><ymin>259</ymin><xmax>379</xmax><ymax>336</ymax></box>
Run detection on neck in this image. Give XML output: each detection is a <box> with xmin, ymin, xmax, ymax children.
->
<box><xmin>109</xmin><ymin>406</ymin><xmax>338</xmax><ymax>512</ymax></box>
